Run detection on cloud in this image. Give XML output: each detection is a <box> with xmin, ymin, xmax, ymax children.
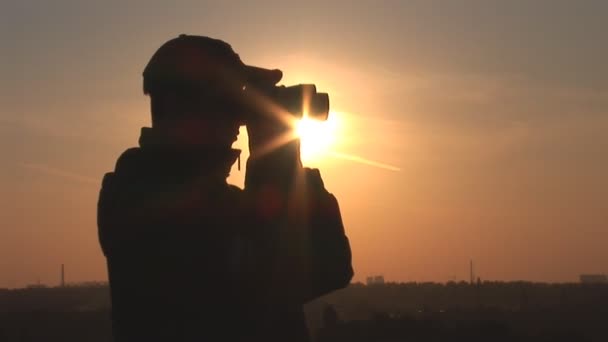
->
<box><xmin>18</xmin><ymin>162</ymin><xmax>99</xmax><ymax>186</ymax></box>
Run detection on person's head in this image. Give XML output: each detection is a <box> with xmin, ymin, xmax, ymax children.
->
<box><xmin>143</xmin><ymin>34</ymin><xmax>281</xmax><ymax>150</ymax></box>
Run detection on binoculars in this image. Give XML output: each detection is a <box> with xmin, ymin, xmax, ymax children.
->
<box><xmin>259</xmin><ymin>84</ymin><xmax>330</xmax><ymax>121</ymax></box>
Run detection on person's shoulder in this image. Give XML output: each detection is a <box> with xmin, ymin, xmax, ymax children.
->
<box><xmin>99</xmin><ymin>147</ymin><xmax>143</xmax><ymax>190</ymax></box>
<box><xmin>100</xmin><ymin>147</ymin><xmax>156</xmax><ymax>189</ymax></box>
<box><xmin>114</xmin><ymin>147</ymin><xmax>144</xmax><ymax>174</ymax></box>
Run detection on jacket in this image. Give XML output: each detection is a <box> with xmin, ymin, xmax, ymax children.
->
<box><xmin>97</xmin><ymin>127</ymin><xmax>353</xmax><ymax>341</ymax></box>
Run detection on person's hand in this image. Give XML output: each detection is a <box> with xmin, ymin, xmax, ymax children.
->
<box><xmin>243</xmin><ymin>69</ymin><xmax>303</xmax><ymax>190</ymax></box>
<box><xmin>245</xmin><ymin>69</ymin><xmax>301</xmax><ymax>162</ymax></box>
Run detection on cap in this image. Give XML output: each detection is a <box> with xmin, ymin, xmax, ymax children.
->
<box><xmin>143</xmin><ymin>34</ymin><xmax>282</xmax><ymax>95</ymax></box>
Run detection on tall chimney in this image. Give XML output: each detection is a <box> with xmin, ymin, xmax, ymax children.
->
<box><xmin>61</xmin><ymin>264</ymin><xmax>65</xmax><ymax>287</ymax></box>
<box><xmin>470</xmin><ymin>260</ymin><xmax>474</xmax><ymax>284</ymax></box>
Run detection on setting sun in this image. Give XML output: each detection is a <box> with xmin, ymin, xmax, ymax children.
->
<box><xmin>295</xmin><ymin>112</ymin><xmax>339</xmax><ymax>162</ymax></box>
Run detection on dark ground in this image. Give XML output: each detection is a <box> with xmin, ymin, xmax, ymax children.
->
<box><xmin>1</xmin><ymin>282</ymin><xmax>606</xmax><ymax>341</ymax></box>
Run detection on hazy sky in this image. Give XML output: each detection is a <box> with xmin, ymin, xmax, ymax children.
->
<box><xmin>1</xmin><ymin>0</ymin><xmax>607</xmax><ymax>288</ymax></box>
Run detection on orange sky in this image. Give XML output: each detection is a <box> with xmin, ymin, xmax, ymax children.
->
<box><xmin>1</xmin><ymin>1</ymin><xmax>607</xmax><ymax>288</ymax></box>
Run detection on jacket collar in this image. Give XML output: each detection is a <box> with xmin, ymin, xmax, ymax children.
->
<box><xmin>138</xmin><ymin>127</ymin><xmax>241</xmax><ymax>181</ymax></box>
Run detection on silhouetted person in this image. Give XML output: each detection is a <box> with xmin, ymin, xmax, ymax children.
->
<box><xmin>97</xmin><ymin>34</ymin><xmax>353</xmax><ymax>341</ymax></box>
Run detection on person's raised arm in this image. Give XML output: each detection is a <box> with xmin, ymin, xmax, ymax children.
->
<box><xmin>243</xmin><ymin>74</ymin><xmax>353</xmax><ymax>304</ymax></box>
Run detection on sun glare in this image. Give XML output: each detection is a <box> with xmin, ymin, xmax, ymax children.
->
<box><xmin>296</xmin><ymin>112</ymin><xmax>339</xmax><ymax>162</ymax></box>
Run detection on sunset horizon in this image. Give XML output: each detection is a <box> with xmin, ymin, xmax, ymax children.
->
<box><xmin>2</xmin><ymin>0</ymin><xmax>607</xmax><ymax>290</ymax></box>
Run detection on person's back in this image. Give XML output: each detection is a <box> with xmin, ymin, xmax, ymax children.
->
<box><xmin>97</xmin><ymin>34</ymin><xmax>353</xmax><ymax>341</ymax></box>
<box><xmin>99</xmin><ymin>144</ymin><xmax>247</xmax><ymax>340</ymax></box>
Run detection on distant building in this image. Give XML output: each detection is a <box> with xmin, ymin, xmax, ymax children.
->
<box><xmin>25</xmin><ymin>278</ymin><xmax>47</xmax><ymax>289</ymax></box>
<box><xmin>366</xmin><ymin>275</ymin><xmax>385</xmax><ymax>286</ymax></box>
<box><xmin>579</xmin><ymin>274</ymin><xmax>608</xmax><ymax>284</ymax></box>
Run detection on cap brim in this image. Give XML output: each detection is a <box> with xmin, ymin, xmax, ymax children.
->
<box><xmin>244</xmin><ymin>65</ymin><xmax>283</xmax><ymax>85</ymax></box>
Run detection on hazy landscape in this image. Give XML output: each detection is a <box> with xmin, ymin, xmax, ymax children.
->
<box><xmin>2</xmin><ymin>281</ymin><xmax>606</xmax><ymax>341</ymax></box>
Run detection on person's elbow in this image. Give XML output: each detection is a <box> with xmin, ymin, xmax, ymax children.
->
<box><xmin>336</xmin><ymin>240</ymin><xmax>354</xmax><ymax>288</ymax></box>
<box><xmin>336</xmin><ymin>263</ymin><xmax>354</xmax><ymax>290</ymax></box>
<box><xmin>327</xmin><ymin>235</ymin><xmax>354</xmax><ymax>290</ymax></box>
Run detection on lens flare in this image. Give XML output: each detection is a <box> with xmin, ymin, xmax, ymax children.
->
<box><xmin>296</xmin><ymin>113</ymin><xmax>338</xmax><ymax>162</ymax></box>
